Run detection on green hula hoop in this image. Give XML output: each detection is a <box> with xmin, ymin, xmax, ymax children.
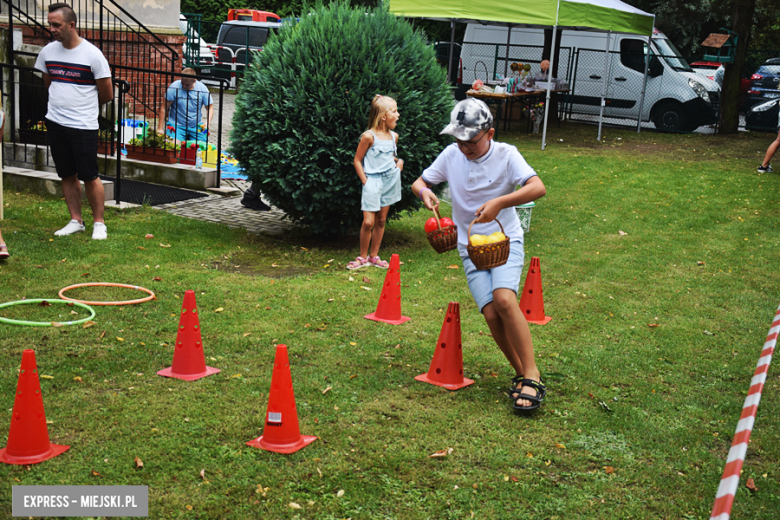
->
<box><xmin>0</xmin><ymin>299</ymin><xmax>97</xmax><ymax>327</ymax></box>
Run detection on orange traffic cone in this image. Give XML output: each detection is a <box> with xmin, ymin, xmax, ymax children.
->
<box><xmin>518</xmin><ymin>257</ymin><xmax>552</xmax><ymax>325</ymax></box>
<box><xmin>0</xmin><ymin>350</ymin><xmax>69</xmax><ymax>465</ymax></box>
<box><xmin>415</xmin><ymin>302</ymin><xmax>474</xmax><ymax>390</ymax></box>
<box><xmin>246</xmin><ymin>344</ymin><xmax>317</xmax><ymax>454</ymax></box>
<box><xmin>365</xmin><ymin>254</ymin><xmax>410</xmax><ymax>325</ymax></box>
<box><xmin>157</xmin><ymin>290</ymin><xmax>220</xmax><ymax>381</ymax></box>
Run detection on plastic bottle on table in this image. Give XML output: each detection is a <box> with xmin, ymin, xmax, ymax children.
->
<box><xmin>195</xmin><ymin>149</ymin><xmax>203</xmax><ymax>170</ymax></box>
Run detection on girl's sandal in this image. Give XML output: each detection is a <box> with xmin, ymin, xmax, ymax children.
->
<box><xmin>346</xmin><ymin>256</ymin><xmax>369</xmax><ymax>270</ymax></box>
<box><xmin>368</xmin><ymin>256</ymin><xmax>389</xmax><ymax>269</ymax></box>
<box><xmin>512</xmin><ymin>378</ymin><xmax>546</xmax><ymax>414</ymax></box>
<box><xmin>0</xmin><ymin>244</ymin><xmax>8</xmax><ymax>259</ymax></box>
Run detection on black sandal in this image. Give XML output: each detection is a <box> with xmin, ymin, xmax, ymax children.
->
<box><xmin>507</xmin><ymin>375</ymin><xmax>524</xmax><ymax>397</ymax></box>
<box><xmin>512</xmin><ymin>378</ymin><xmax>546</xmax><ymax>413</ymax></box>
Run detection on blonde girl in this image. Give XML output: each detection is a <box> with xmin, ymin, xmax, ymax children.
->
<box><xmin>348</xmin><ymin>95</ymin><xmax>403</xmax><ymax>269</ymax></box>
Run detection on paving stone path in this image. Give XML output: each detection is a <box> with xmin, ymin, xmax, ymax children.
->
<box><xmin>155</xmin><ymin>91</ymin><xmax>300</xmax><ymax>236</ymax></box>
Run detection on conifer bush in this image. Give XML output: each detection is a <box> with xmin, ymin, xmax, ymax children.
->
<box><xmin>231</xmin><ymin>2</ymin><xmax>453</xmax><ymax>237</ymax></box>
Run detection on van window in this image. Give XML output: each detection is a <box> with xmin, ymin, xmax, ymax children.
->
<box><xmin>620</xmin><ymin>39</ymin><xmax>647</xmax><ymax>73</ymax></box>
<box><xmin>224</xmin><ymin>26</ymin><xmax>269</xmax><ymax>48</ymax></box>
<box><xmin>653</xmin><ymin>38</ymin><xmax>692</xmax><ymax>72</ymax></box>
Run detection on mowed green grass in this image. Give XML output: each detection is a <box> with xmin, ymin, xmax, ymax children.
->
<box><xmin>0</xmin><ymin>122</ymin><xmax>779</xmax><ymax>519</ymax></box>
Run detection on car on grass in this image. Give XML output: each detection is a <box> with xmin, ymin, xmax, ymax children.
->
<box><xmin>746</xmin><ymin>58</ymin><xmax>780</xmax><ymax>108</ymax></box>
<box><xmin>690</xmin><ymin>60</ymin><xmax>751</xmax><ymax>108</ymax></box>
<box><xmin>690</xmin><ymin>60</ymin><xmax>722</xmax><ymax>81</ymax></box>
<box><xmin>745</xmin><ymin>99</ymin><xmax>779</xmax><ymax>132</ymax></box>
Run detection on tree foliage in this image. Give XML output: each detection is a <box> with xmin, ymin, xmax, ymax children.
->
<box><xmin>628</xmin><ymin>0</ymin><xmax>779</xmax><ymax>56</ymax></box>
<box><xmin>230</xmin><ymin>2</ymin><xmax>453</xmax><ymax>237</ymax></box>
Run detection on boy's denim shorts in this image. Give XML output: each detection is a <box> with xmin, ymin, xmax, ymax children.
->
<box><xmin>361</xmin><ymin>168</ymin><xmax>401</xmax><ymax>212</ymax></box>
<box><xmin>462</xmin><ymin>241</ymin><xmax>525</xmax><ymax>313</ymax></box>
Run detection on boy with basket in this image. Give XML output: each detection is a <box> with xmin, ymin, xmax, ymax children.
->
<box><xmin>411</xmin><ymin>98</ymin><xmax>547</xmax><ymax>413</ymax></box>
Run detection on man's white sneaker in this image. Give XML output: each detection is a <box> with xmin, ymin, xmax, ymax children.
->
<box><xmin>92</xmin><ymin>222</ymin><xmax>108</xmax><ymax>240</ymax></box>
<box><xmin>55</xmin><ymin>219</ymin><xmax>85</xmax><ymax>236</ymax></box>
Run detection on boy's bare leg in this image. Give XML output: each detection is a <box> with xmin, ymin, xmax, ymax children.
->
<box><xmin>487</xmin><ymin>288</ymin><xmax>541</xmax><ymax>408</ymax></box>
<box><xmin>368</xmin><ymin>206</ymin><xmax>390</xmax><ymax>258</ymax></box>
<box><xmin>483</xmin><ymin>303</ymin><xmax>524</xmax><ymax>376</ymax></box>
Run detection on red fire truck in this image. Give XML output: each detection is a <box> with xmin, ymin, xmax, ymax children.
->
<box><xmin>227</xmin><ymin>9</ymin><xmax>280</xmax><ymax>22</ymax></box>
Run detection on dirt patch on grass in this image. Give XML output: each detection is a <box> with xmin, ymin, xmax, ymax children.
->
<box><xmin>213</xmin><ymin>252</ymin><xmax>319</xmax><ymax>278</ymax></box>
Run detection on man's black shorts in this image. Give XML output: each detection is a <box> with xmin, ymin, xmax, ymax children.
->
<box><xmin>45</xmin><ymin>118</ymin><xmax>99</xmax><ymax>182</ymax></box>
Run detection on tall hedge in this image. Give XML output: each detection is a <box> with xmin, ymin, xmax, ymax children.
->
<box><xmin>230</xmin><ymin>2</ymin><xmax>454</xmax><ymax>237</ymax></box>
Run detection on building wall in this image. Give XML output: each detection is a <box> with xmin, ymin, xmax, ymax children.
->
<box><xmin>106</xmin><ymin>0</ymin><xmax>181</xmax><ymax>33</ymax></box>
<box><xmin>3</xmin><ymin>0</ymin><xmax>181</xmax><ymax>33</ymax></box>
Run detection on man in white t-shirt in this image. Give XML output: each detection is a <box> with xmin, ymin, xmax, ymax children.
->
<box><xmin>411</xmin><ymin>98</ymin><xmax>548</xmax><ymax>414</ymax></box>
<box><xmin>34</xmin><ymin>3</ymin><xmax>113</xmax><ymax>240</ymax></box>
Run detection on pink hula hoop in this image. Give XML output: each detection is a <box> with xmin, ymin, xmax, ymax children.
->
<box><xmin>58</xmin><ymin>283</ymin><xmax>156</xmax><ymax>306</ymax></box>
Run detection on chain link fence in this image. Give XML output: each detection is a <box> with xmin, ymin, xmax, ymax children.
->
<box><xmin>460</xmin><ymin>42</ymin><xmax>572</xmax><ymax>85</ymax></box>
<box><xmin>445</xmin><ymin>41</ymin><xmax>778</xmax><ymax>135</ymax></box>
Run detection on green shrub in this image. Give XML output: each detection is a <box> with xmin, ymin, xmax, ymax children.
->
<box><xmin>230</xmin><ymin>1</ymin><xmax>453</xmax><ymax>237</ymax></box>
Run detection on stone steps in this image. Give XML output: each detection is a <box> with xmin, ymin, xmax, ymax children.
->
<box><xmin>2</xmin><ymin>166</ymin><xmax>114</xmax><ymax>201</ymax></box>
<box><xmin>3</xmin><ymin>142</ymin><xmax>218</xmax><ymax>192</ymax></box>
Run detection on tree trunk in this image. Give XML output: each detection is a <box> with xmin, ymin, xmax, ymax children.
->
<box><xmin>719</xmin><ymin>0</ymin><xmax>757</xmax><ymax>134</ymax></box>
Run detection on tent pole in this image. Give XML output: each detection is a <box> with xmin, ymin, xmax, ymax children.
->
<box><xmin>540</xmin><ymin>25</ymin><xmax>558</xmax><ymax>151</ymax></box>
<box><xmin>597</xmin><ymin>31</ymin><xmax>612</xmax><ymax>142</ymax></box>
<box><xmin>447</xmin><ymin>19</ymin><xmax>456</xmax><ymax>85</ymax></box>
<box><xmin>541</xmin><ymin>0</ymin><xmax>562</xmax><ymax>151</ymax></box>
<box><xmin>636</xmin><ymin>17</ymin><xmax>655</xmax><ymax>133</ymax></box>
<box><xmin>504</xmin><ymin>24</ymin><xmax>512</xmax><ymax>79</ymax></box>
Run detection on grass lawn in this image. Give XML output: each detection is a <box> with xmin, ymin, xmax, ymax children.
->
<box><xmin>1</xmin><ymin>122</ymin><xmax>779</xmax><ymax>519</ymax></box>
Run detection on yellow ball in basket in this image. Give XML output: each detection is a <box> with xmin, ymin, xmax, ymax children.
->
<box><xmin>470</xmin><ymin>234</ymin><xmax>488</xmax><ymax>246</ymax></box>
<box><xmin>486</xmin><ymin>231</ymin><xmax>506</xmax><ymax>244</ymax></box>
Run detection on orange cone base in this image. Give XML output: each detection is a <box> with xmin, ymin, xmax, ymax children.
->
<box><xmin>156</xmin><ymin>366</ymin><xmax>220</xmax><ymax>381</ymax></box>
<box><xmin>246</xmin><ymin>434</ymin><xmax>317</xmax><ymax>454</ymax></box>
<box><xmin>526</xmin><ymin>316</ymin><xmax>552</xmax><ymax>325</ymax></box>
<box><xmin>0</xmin><ymin>443</ymin><xmax>69</xmax><ymax>465</ymax></box>
<box><xmin>414</xmin><ymin>373</ymin><xmax>475</xmax><ymax>391</ymax></box>
<box><xmin>364</xmin><ymin>312</ymin><xmax>410</xmax><ymax>325</ymax></box>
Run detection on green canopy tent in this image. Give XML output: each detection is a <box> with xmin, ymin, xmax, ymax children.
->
<box><xmin>388</xmin><ymin>0</ymin><xmax>655</xmax><ymax>149</ymax></box>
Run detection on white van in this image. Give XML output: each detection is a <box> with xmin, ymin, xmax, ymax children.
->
<box><xmin>461</xmin><ymin>24</ymin><xmax>721</xmax><ymax>132</ymax></box>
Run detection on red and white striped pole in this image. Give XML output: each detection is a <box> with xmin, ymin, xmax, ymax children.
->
<box><xmin>230</xmin><ymin>54</ymin><xmax>237</xmax><ymax>89</ymax></box>
<box><xmin>710</xmin><ymin>304</ymin><xmax>779</xmax><ymax>520</ymax></box>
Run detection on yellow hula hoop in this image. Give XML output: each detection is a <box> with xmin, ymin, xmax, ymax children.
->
<box><xmin>58</xmin><ymin>283</ymin><xmax>156</xmax><ymax>306</ymax></box>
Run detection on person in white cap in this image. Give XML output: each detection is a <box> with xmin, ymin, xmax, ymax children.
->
<box><xmin>411</xmin><ymin>98</ymin><xmax>547</xmax><ymax>413</ymax></box>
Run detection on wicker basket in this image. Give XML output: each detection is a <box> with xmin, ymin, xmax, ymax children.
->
<box><xmin>426</xmin><ymin>207</ymin><xmax>458</xmax><ymax>254</ymax></box>
<box><xmin>466</xmin><ymin>218</ymin><xmax>510</xmax><ymax>270</ymax></box>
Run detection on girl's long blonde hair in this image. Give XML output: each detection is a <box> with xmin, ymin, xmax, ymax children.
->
<box><xmin>366</xmin><ymin>94</ymin><xmax>396</xmax><ymax>131</ymax></box>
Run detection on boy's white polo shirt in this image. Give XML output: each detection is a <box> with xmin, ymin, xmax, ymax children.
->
<box><xmin>422</xmin><ymin>141</ymin><xmax>537</xmax><ymax>257</ymax></box>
